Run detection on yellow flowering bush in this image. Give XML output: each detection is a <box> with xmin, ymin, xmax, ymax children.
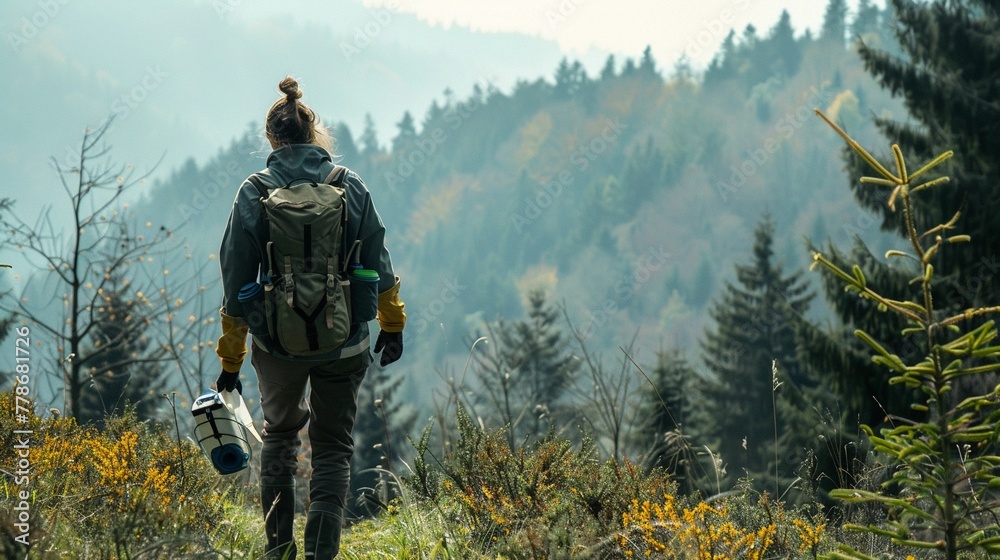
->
<box><xmin>0</xmin><ymin>389</ymin><xmax>254</xmax><ymax>559</ymax></box>
<box><xmin>619</xmin><ymin>495</ymin><xmax>779</xmax><ymax>559</ymax></box>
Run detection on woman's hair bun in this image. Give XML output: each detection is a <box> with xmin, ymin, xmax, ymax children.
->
<box><xmin>278</xmin><ymin>77</ymin><xmax>303</xmax><ymax>101</ymax></box>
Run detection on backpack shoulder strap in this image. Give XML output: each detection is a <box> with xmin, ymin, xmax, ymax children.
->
<box><xmin>324</xmin><ymin>165</ymin><xmax>349</xmax><ymax>187</ymax></box>
<box><xmin>247</xmin><ymin>173</ymin><xmax>274</xmax><ymax>199</ymax></box>
<box><xmin>322</xmin><ymin>165</ymin><xmax>353</xmax><ymax>271</ymax></box>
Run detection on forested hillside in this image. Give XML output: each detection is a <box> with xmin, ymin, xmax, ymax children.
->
<box><xmin>137</xmin><ymin>6</ymin><xmax>900</xmax><ymax>387</ymax></box>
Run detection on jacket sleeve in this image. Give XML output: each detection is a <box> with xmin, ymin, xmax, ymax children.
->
<box><xmin>216</xmin><ymin>182</ymin><xmax>263</xmax><ymax>372</ymax></box>
<box><xmin>351</xmin><ymin>173</ymin><xmax>406</xmax><ymax>333</ymax></box>
<box><xmin>217</xmin><ymin>313</ymin><xmax>249</xmax><ymax>373</ymax></box>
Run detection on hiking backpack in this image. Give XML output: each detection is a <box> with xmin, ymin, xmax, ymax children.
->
<box><xmin>248</xmin><ymin>166</ymin><xmax>355</xmax><ymax>356</ymax></box>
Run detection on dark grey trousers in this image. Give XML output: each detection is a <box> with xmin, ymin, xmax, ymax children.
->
<box><xmin>252</xmin><ymin>348</ymin><xmax>369</xmax><ymax>508</ymax></box>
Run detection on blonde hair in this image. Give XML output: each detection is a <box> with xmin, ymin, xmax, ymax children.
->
<box><xmin>265</xmin><ymin>76</ymin><xmax>333</xmax><ymax>153</ymax></box>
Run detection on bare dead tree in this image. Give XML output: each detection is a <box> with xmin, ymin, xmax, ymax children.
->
<box><xmin>561</xmin><ymin>305</ymin><xmax>641</xmax><ymax>462</ymax></box>
<box><xmin>154</xmin><ymin>251</ymin><xmax>223</xmax><ymax>404</ymax></box>
<box><xmin>0</xmin><ymin>119</ymin><xmax>206</xmax><ymax>420</ymax></box>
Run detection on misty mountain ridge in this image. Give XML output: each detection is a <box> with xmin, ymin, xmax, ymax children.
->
<box><xmin>0</xmin><ymin>0</ymin><xmax>570</xmax><ymax>224</ymax></box>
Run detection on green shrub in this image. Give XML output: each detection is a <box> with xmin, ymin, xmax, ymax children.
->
<box><xmin>401</xmin><ymin>405</ymin><xmax>830</xmax><ymax>559</ymax></box>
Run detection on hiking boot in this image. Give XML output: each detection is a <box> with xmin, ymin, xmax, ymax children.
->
<box><xmin>303</xmin><ymin>500</ymin><xmax>343</xmax><ymax>559</ymax></box>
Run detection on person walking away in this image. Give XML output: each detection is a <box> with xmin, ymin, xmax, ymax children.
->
<box><xmin>214</xmin><ymin>76</ymin><xmax>406</xmax><ymax>559</ymax></box>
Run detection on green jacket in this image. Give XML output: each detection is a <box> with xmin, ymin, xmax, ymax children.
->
<box><xmin>217</xmin><ymin>144</ymin><xmax>404</xmax><ymax>370</ymax></box>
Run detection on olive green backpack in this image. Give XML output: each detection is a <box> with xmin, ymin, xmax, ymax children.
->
<box><xmin>248</xmin><ymin>166</ymin><xmax>354</xmax><ymax>356</ymax></box>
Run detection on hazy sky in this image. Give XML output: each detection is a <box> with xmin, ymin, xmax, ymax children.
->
<box><xmin>248</xmin><ymin>0</ymin><xmax>859</xmax><ymax>70</ymax></box>
<box><xmin>362</xmin><ymin>0</ymin><xmax>843</xmax><ymax>67</ymax></box>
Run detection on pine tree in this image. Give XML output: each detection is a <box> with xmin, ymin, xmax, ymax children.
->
<box><xmin>422</xmin><ymin>100</ymin><xmax>445</xmax><ymax>131</ymax></box>
<box><xmin>503</xmin><ymin>290</ymin><xmax>579</xmax><ymax>439</ymax></box>
<box><xmin>805</xmin><ymin>0</ymin><xmax>1000</xmax><ymax>429</ymax></box>
<box><xmin>635</xmin><ymin>349</ymin><xmax>701</xmax><ymax>494</ymax></box>
<box><xmin>391</xmin><ymin>111</ymin><xmax>417</xmax><ymax>154</ymax></box>
<box><xmin>851</xmin><ymin>0</ymin><xmax>881</xmax><ymax>41</ymax></box>
<box><xmin>471</xmin><ymin>290</ymin><xmax>579</xmax><ymax>448</ymax></box>
<box><xmin>701</xmin><ymin>217</ymin><xmax>815</xmax><ymax>490</ymax></box>
<box><xmin>800</xmin><ymin>242</ymin><xmax>921</xmax><ymax>429</ymax></box>
<box><xmin>704</xmin><ymin>30</ymin><xmax>737</xmax><ymax>84</ymax></box>
<box><xmin>639</xmin><ymin>45</ymin><xmax>659</xmax><ymax>78</ymax></box>
<box><xmin>856</xmin><ymin>0</ymin><xmax>1000</xmax><ymax>311</ymax></box>
<box><xmin>620</xmin><ymin>136</ymin><xmax>666</xmax><ymax>215</ymax></box>
<box><xmin>359</xmin><ymin>113</ymin><xmax>381</xmax><ymax>158</ymax></box>
<box><xmin>621</xmin><ymin>58</ymin><xmax>637</xmax><ymax>76</ymax></box>
<box><xmin>77</xmin><ymin>274</ymin><xmax>166</xmax><ymax>424</ymax></box>
<box><xmin>741</xmin><ymin>24</ymin><xmax>758</xmax><ymax>49</ymax></box>
<box><xmin>812</xmin><ymin>110</ymin><xmax>1000</xmax><ymax>560</ymax></box>
<box><xmin>767</xmin><ymin>11</ymin><xmax>801</xmax><ymax>77</ymax></box>
<box><xmin>554</xmin><ymin>58</ymin><xmax>588</xmax><ymax>98</ymax></box>
<box><xmin>599</xmin><ymin>54</ymin><xmax>616</xmax><ymax>80</ymax></box>
<box><xmin>333</xmin><ymin>122</ymin><xmax>358</xmax><ymax>163</ymax></box>
<box><xmin>821</xmin><ymin>0</ymin><xmax>849</xmax><ymax>47</ymax></box>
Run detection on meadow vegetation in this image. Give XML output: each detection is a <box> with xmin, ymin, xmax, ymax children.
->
<box><xmin>6</xmin><ymin>107</ymin><xmax>999</xmax><ymax>559</ymax></box>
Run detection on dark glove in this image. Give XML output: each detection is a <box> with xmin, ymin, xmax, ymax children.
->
<box><xmin>374</xmin><ymin>330</ymin><xmax>403</xmax><ymax>367</ymax></box>
<box><xmin>216</xmin><ymin>369</ymin><xmax>243</xmax><ymax>394</ymax></box>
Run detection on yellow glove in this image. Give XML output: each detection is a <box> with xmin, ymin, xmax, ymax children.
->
<box><xmin>377</xmin><ymin>277</ymin><xmax>406</xmax><ymax>333</ymax></box>
<box><xmin>216</xmin><ymin>311</ymin><xmax>250</xmax><ymax>373</ymax></box>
